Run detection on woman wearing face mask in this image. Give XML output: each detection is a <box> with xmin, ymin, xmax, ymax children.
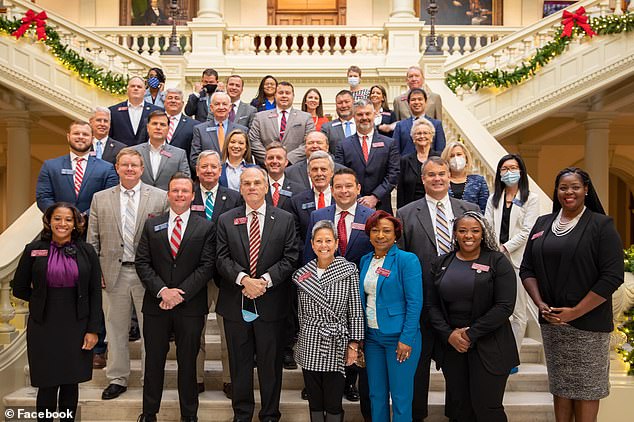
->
<box><xmin>441</xmin><ymin>141</ymin><xmax>489</xmax><ymax>213</ymax></box>
<box><xmin>144</xmin><ymin>67</ymin><xmax>166</xmax><ymax>108</ymax></box>
<box><xmin>347</xmin><ymin>66</ymin><xmax>370</xmax><ymax>101</ymax></box>
<box><xmin>484</xmin><ymin>154</ymin><xmax>539</xmax><ymax>372</ymax></box>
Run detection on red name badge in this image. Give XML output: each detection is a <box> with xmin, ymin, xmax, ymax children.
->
<box><xmin>373</xmin><ymin>142</ymin><xmax>385</xmax><ymax>147</ymax></box>
<box><xmin>298</xmin><ymin>272</ymin><xmax>312</xmax><ymax>282</ymax></box>
<box><xmin>375</xmin><ymin>267</ymin><xmax>391</xmax><ymax>277</ymax></box>
<box><xmin>160</xmin><ymin>150</ymin><xmax>172</xmax><ymax>158</ymax></box>
<box><xmin>89</xmin><ymin>151</ymin><xmax>96</xmax><ymax>156</ymax></box>
<box><xmin>351</xmin><ymin>222</ymin><xmax>365</xmax><ymax>230</ymax></box>
<box><xmin>31</xmin><ymin>249</ymin><xmax>48</xmax><ymax>257</ymax></box>
<box><xmin>531</xmin><ymin>230</ymin><xmax>544</xmax><ymax>240</ymax></box>
<box><xmin>471</xmin><ymin>263</ymin><xmax>490</xmax><ymax>272</ymax></box>
<box><xmin>118</xmin><ymin>106</ymin><xmax>128</xmax><ymax>111</ymax></box>
<box><xmin>191</xmin><ymin>205</ymin><xmax>205</xmax><ymax>212</ymax></box>
<box><xmin>234</xmin><ymin>217</ymin><xmax>247</xmax><ymax>225</ymax></box>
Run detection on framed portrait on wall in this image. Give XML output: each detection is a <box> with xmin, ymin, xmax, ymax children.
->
<box><xmin>417</xmin><ymin>0</ymin><xmax>503</xmax><ymax>26</ymax></box>
<box><xmin>543</xmin><ymin>1</ymin><xmax>576</xmax><ymax>17</ymax></box>
<box><xmin>120</xmin><ymin>0</ymin><xmax>198</xmax><ymax>26</ymax></box>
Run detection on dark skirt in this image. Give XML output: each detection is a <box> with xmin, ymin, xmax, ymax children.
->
<box><xmin>27</xmin><ymin>287</ymin><xmax>93</xmax><ymax>387</ymax></box>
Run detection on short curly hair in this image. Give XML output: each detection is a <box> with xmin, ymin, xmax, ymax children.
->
<box><xmin>364</xmin><ymin>210</ymin><xmax>402</xmax><ymax>241</ymax></box>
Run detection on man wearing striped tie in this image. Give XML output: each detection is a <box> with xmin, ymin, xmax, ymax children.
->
<box><xmin>135</xmin><ymin>172</ymin><xmax>217</xmax><ymax>422</ymax></box>
<box><xmin>395</xmin><ymin>156</ymin><xmax>479</xmax><ymax>422</ymax></box>
<box><xmin>87</xmin><ymin>148</ymin><xmax>168</xmax><ymax>401</ymax></box>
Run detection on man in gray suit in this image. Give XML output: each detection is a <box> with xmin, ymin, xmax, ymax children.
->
<box><xmin>395</xmin><ymin>156</ymin><xmax>479</xmax><ymax>422</ymax></box>
<box><xmin>249</xmin><ymin>81</ymin><xmax>315</xmax><ymax>165</ymax></box>
<box><xmin>320</xmin><ymin>90</ymin><xmax>355</xmax><ymax>155</ymax></box>
<box><xmin>285</xmin><ymin>131</ymin><xmax>346</xmax><ymax>192</ymax></box>
<box><xmin>226</xmin><ymin>75</ymin><xmax>257</xmax><ymax>128</ymax></box>
<box><xmin>87</xmin><ymin>147</ymin><xmax>168</xmax><ymax>401</ymax></box>
<box><xmin>133</xmin><ymin>111</ymin><xmax>190</xmax><ymax>191</ymax></box>
<box><xmin>190</xmin><ymin>91</ymin><xmax>248</xmax><ymax>167</ymax></box>
<box><xmin>393</xmin><ymin>65</ymin><xmax>443</xmax><ymax>121</ymax></box>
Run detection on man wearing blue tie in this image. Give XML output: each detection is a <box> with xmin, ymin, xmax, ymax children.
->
<box><xmin>90</xmin><ymin>107</ymin><xmax>127</xmax><ymax>165</ymax></box>
<box><xmin>320</xmin><ymin>90</ymin><xmax>355</xmax><ymax>155</ymax></box>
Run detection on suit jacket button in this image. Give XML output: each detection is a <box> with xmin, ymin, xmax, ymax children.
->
<box><xmin>173</xmin><ymin>264</ymin><xmax>177</xmax><ymax>268</ymax></box>
<box><xmin>118</xmin><ymin>259</ymin><xmax>122</xmax><ymax>263</ymax></box>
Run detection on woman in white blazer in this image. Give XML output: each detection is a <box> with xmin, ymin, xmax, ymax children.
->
<box><xmin>485</xmin><ymin>154</ymin><xmax>539</xmax><ymax>365</ymax></box>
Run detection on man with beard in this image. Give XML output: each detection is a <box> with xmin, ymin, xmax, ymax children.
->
<box><xmin>320</xmin><ymin>90</ymin><xmax>355</xmax><ymax>155</ymax></box>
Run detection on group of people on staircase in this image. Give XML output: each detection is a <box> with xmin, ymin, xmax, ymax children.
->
<box><xmin>11</xmin><ymin>63</ymin><xmax>624</xmax><ymax>422</ymax></box>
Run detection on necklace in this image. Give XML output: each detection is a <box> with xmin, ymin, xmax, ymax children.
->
<box><xmin>551</xmin><ymin>207</ymin><xmax>585</xmax><ymax>237</ymax></box>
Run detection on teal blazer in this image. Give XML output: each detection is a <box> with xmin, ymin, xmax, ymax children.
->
<box><xmin>359</xmin><ymin>244</ymin><xmax>423</xmax><ymax>346</ymax></box>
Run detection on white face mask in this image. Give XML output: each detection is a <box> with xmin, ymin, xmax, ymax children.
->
<box><xmin>348</xmin><ymin>77</ymin><xmax>360</xmax><ymax>87</ymax></box>
<box><xmin>449</xmin><ymin>156</ymin><xmax>467</xmax><ymax>172</ymax></box>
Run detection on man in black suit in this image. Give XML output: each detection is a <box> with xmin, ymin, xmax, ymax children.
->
<box><xmin>191</xmin><ymin>150</ymin><xmax>242</xmax><ymax>397</ymax></box>
<box><xmin>164</xmin><ymin>88</ymin><xmax>198</xmax><ymax>174</ymax></box>
<box><xmin>334</xmin><ymin>99</ymin><xmax>400</xmax><ymax>214</ymax></box>
<box><xmin>185</xmin><ymin>68</ymin><xmax>219</xmax><ymax>122</ymax></box>
<box><xmin>395</xmin><ymin>156</ymin><xmax>479</xmax><ymax>422</ymax></box>
<box><xmin>108</xmin><ymin>76</ymin><xmax>162</xmax><ymax>146</ymax></box>
<box><xmin>135</xmin><ymin>173</ymin><xmax>216</xmax><ymax>422</ymax></box>
<box><xmin>226</xmin><ymin>74</ymin><xmax>257</xmax><ymax>128</ymax></box>
<box><xmin>263</xmin><ymin>142</ymin><xmax>301</xmax><ymax>212</ymax></box>
<box><xmin>216</xmin><ymin>167</ymin><xmax>299</xmax><ymax>422</ymax></box>
<box><xmin>284</xmin><ymin>131</ymin><xmax>346</xmax><ymax>192</ymax></box>
<box><xmin>89</xmin><ymin>107</ymin><xmax>126</xmax><ymax>164</ymax></box>
<box><xmin>320</xmin><ymin>90</ymin><xmax>355</xmax><ymax>154</ymax></box>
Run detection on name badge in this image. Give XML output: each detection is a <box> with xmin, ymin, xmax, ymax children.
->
<box><xmin>331</xmin><ymin>121</ymin><xmax>342</xmax><ymax>127</ymax></box>
<box><xmin>302</xmin><ymin>202</ymin><xmax>315</xmax><ymax>210</ymax></box>
<box><xmin>531</xmin><ymin>230</ymin><xmax>544</xmax><ymax>240</ymax></box>
<box><xmin>471</xmin><ymin>263</ymin><xmax>490</xmax><ymax>273</ymax></box>
<box><xmin>280</xmin><ymin>189</ymin><xmax>292</xmax><ymax>197</ymax></box>
<box><xmin>269</xmin><ymin>113</ymin><xmax>279</xmax><ymax>119</ymax></box>
<box><xmin>375</xmin><ymin>267</ymin><xmax>391</xmax><ymax>277</ymax></box>
<box><xmin>351</xmin><ymin>222</ymin><xmax>365</xmax><ymax>230</ymax></box>
<box><xmin>512</xmin><ymin>198</ymin><xmax>524</xmax><ymax>207</ymax></box>
<box><xmin>234</xmin><ymin>217</ymin><xmax>247</xmax><ymax>225</ymax></box>
<box><xmin>147</xmin><ymin>213</ymin><xmax>157</xmax><ymax>219</ymax></box>
<box><xmin>61</xmin><ymin>168</ymin><xmax>74</xmax><ymax>175</ymax></box>
<box><xmin>298</xmin><ymin>272</ymin><xmax>312</xmax><ymax>282</ymax></box>
<box><xmin>191</xmin><ymin>205</ymin><xmax>205</xmax><ymax>212</ymax></box>
<box><xmin>31</xmin><ymin>249</ymin><xmax>48</xmax><ymax>257</ymax></box>
<box><xmin>89</xmin><ymin>151</ymin><xmax>96</xmax><ymax>156</ymax></box>
<box><xmin>118</xmin><ymin>106</ymin><xmax>128</xmax><ymax>111</ymax></box>
<box><xmin>206</xmin><ymin>126</ymin><xmax>218</xmax><ymax>132</ymax></box>
<box><xmin>154</xmin><ymin>222</ymin><xmax>168</xmax><ymax>232</ymax></box>
<box><xmin>160</xmin><ymin>150</ymin><xmax>172</xmax><ymax>158</ymax></box>
<box><xmin>372</xmin><ymin>142</ymin><xmax>385</xmax><ymax>148</ymax></box>
<box><xmin>381</xmin><ymin>111</ymin><xmax>391</xmax><ymax>116</ymax></box>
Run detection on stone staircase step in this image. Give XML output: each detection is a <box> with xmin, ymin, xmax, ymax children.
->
<box><xmin>205</xmin><ymin>313</ymin><xmax>219</xmax><ymax>335</ymax></box>
<box><xmin>3</xmin><ymin>387</ymin><xmax>555</xmax><ymax>422</ymax></box>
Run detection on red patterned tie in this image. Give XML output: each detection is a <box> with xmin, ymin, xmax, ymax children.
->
<box><xmin>272</xmin><ymin>182</ymin><xmax>280</xmax><ymax>207</ymax></box>
<box><xmin>170</xmin><ymin>216</ymin><xmax>182</xmax><ymax>258</ymax></box>
<box><xmin>361</xmin><ymin>135</ymin><xmax>369</xmax><ymax>162</ymax></box>
<box><xmin>249</xmin><ymin>211</ymin><xmax>261</xmax><ymax>277</ymax></box>
<box><xmin>317</xmin><ymin>191</ymin><xmax>325</xmax><ymax>209</ymax></box>
<box><xmin>166</xmin><ymin>116</ymin><xmax>177</xmax><ymax>143</ymax></box>
<box><xmin>337</xmin><ymin>211</ymin><xmax>348</xmax><ymax>256</ymax></box>
<box><xmin>279</xmin><ymin>110</ymin><xmax>287</xmax><ymax>141</ymax></box>
<box><xmin>74</xmin><ymin>157</ymin><xmax>85</xmax><ymax>197</ymax></box>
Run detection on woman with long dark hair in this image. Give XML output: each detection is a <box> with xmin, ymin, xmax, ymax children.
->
<box><xmin>520</xmin><ymin>167</ymin><xmax>623</xmax><ymax>422</ymax></box>
<box><xmin>250</xmin><ymin>75</ymin><xmax>278</xmax><ymax>111</ymax></box>
<box><xmin>302</xmin><ymin>88</ymin><xmax>329</xmax><ymax>131</ymax></box>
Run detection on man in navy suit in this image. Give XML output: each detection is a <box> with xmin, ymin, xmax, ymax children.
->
<box><xmin>164</xmin><ymin>88</ymin><xmax>198</xmax><ymax>173</ymax></box>
<box><xmin>263</xmin><ymin>142</ymin><xmax>302</xmax><ymax>212</ymax></box>
<box><xmin>393</xmin><ymin>88</ymin><xmax>446</xmax><ymax>155</ymax></box>
<box><xmin>303</xmin><ymin>167</ymin><xmax>374</xmax><ymax>415</ymax></box>
<box><xmin>36</xmin><ymin>120</ymin><xmax>119</xmax><ymax>216</ymax></box>
<box><xmin>320</xmin><ymin>90</ymin><xmax>355</xmax><ymax>155</ymax></box>
<box><xmin>185</xmin><ymin>68</ymin><xmax>220</xmax><ymax>123</ymax></box>
<box><xmin>108</xmin><ymin>76</ymin><xmax>162</xmax><ymax>146</ymax></box>
<box><xmin>334</xmin><ymin>99</ymin><xmax>399</xmax><ymax>214</ymax></box>
<box><xmin>89</xmin><ymin>107</ymin><xmax>127</xmax><ymax>165</ymax></box>
<box><xmin>190</xmin><ymin>92</ymin><xmax>248</xmax><ymax>167</ymax></box>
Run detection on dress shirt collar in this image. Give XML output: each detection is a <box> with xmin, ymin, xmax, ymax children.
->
<box><xmin>357</xmin><ymin>130</ymin><xmax>374</xmax><ymax>142</ymax></box>
<box><xmin>169</xmin><ymin>208</ymin><xmax>191</xmax><ymax>226</ymax></box>
<box><xmin>93</xmin><ymin>136</ymin><xmax>108</xmax><ymax>146</ymax></box>
<box><xmin>69</xmin><ymin>151</ymin><xmax>90</xmax><ymax>162</ymax></box>
<box><xmin>167</xmin><ymin>112</ymin><xmax>182</xmax><ymax>122</ymax></box>
<box><xmin>127</xmin><ymin>100</ymin><xmax>143</xmax><ymax>109</ymax></box>
<box><xmin>426</xmin><ymin>193</ymin><xmax>451</xmax><ymax>209</ymax></box>
<box><xmin>225</xmin><ymin>159</ymin><xmax>246</xmax><ymax>170</ymax></box>
<box><xmin>246</xmin><ymin>202</ymin><xmax>267</xmax><ymax>217</ymax></box>
<box><xmin>148</xmin><ymin>141</ymin><xmax>166</xmax><ymax>152</ymax></box>
<box><xmin>276</xmin><ymin>106</ymin><xmax>291</xmax><ymax>115</ymax></box>
<box><xmin>120</xmin><ymin>181</ymin><xmax>142</xmax><ymax>195</ymax></box>
<box><xmin>336</xmin><ymin>202</ymin><xmax>357</xmax><ymax>217</ymax></box>
<box><xmin>269</xmin><ymin>174</ymin><xmax>285</xmax><ymax>189</ymax></box>
<box><xmin>200</xmin><ymin>183</ymin><xmax>219</xmax><ymax>199</ymax></box>
<box><xmin>232</xmin><ymin>99</ymin><xmax>241</xmax><ymax>109</ymax></box>
<box><xmin>214</xmin><ymin>118</ymin><xmax>228</xmax><ymax>127</ymax></box>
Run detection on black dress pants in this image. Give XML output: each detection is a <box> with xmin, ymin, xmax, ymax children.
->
<box><xmin>142</xmin><ymin>312</ymin><xmax>205</xmax><ymax>418</ymax></box>
<box><xmin>36</xmin><ymin>384</ymin><xmax>78</xmax><ymax>422</ymax></box>
<box><xmin>302</xmin><ymin>369</ymin><xmax>345</xmax><ymax>415</ymax></box>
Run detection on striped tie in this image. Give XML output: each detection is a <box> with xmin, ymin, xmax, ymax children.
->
<box><xmin>205</xmin><ymin>191</ymin><xmax>214</xmax><ymax>220</ymax></box>
<box><xmin>272</xmin><ymin>182</ymin><xmax>280</xmax><ymax>207</ymax></box>
<box><xmin>123</xmin><ymin>190</ymin><xmax>136</xmax><ymax>261</ymax></box>
<box><xmin>248</xmin><ymin>211</ymin><xmax>261</xmax><ymax>277</ymax></box>
<box><xmin>166</xmin><ymin>116</ymin><xmax>177</xmax><ymax>143</ymax></box>
<box><xmin>74</xmin><ymin>157</ymin><xmax>85</xmax><ymax>197</ymax></box>
<box><xmin>361</xmin><ymin>135</ymin><xmax>369</xmax><ymax>162</ymax></box>
<box><xmin>435</xmin><ymin>201</ymin><xmax>452</xmax><ymax>255</ymax></box>
<box><xmin>170</xmin><ymin>216</ymin><xmax>182</xmax><ymax>258</ymax></box>
<box><xmin>279</xmin><ymin>110</ymin><xmax>287</xmax><ymax>141</ymax></box>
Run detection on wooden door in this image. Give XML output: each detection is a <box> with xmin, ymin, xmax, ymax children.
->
<box><xmin>268</xmin><ymin>0</ymin><xmax>346</xmax><ymax>25</ymax></box>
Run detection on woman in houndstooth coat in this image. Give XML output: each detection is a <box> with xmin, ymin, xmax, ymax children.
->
<box><xmin>292</xmin><ymin>220</ymin><xmax>364</xmax><ymax>422</ymax></box>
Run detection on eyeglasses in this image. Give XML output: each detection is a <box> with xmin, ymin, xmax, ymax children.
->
<box><xmin>500</xmin><ymin>166</ymin><xmax>520</xmax><ymax>173</ymax></box>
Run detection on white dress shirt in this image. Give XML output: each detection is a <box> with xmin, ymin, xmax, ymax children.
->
<box><xmin>357</xmin><ymin>130</ymin><xmax>375</xmax><ymax>155</ymax></box>
<box><xmin>93</xmin><ymin>136</ymin><xmax>109</xmax><ymax>156</ymax></box>
<box><xmin>425</xmin><ymin>193</ymin><xmax>455</xmax><ymax>255</ymax></box>
<box><xmin>276</xmin><ymin>107</ymin><xmax>292</xmax><ymax>133</ymax></box>
<box><xmin>236</xmin><ymin>202</ymin><xmax>273</xmax><ymax>287</ymax></box>
<box><xmin>127</xmin><ymin>101</ymin><xmax>144</xmax><ymax>135</ymax></box>
<box><xmin>335</xmin><ymin>202</ymin><xmax>357</xmax><ymax>241</ymax></box>
<box><xmin>69</xmin><ymin>151</ymin><xmax>90</xmax><ymax>173</ymax></box>
<box><xmin>157</xmin><ymin>208</ymin><xmax>192</xmax><ymax>298</ymax></box>
<box><xmin>269</xmin><ymin>174</ymin><xmax>285</xmax><ymax>191</ymax></box>
<box><xmin>148</xmin><ymin>141</ymin><xmax>165</xmax><ymax>180</ymax></box>
<box><xmin>341</xmin><ymin>118</ymin><xmax>356</xmax><ymax>137</ymax></box>
<box><xmin>314</xmin><ymin>186</ymin><xmax>332</xmax><ymax>208</ymax></box>
<box><xmin>199</xmin><ymin>183</ymin><xmax>219</xmax><ymax>205</ymax></box>
<box><xmin>119</xmin><ymin>181</ymin><xmax>142</xmax><ymax>229</ymax></box>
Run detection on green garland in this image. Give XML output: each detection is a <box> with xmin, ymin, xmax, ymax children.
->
<box><xmin>617</xmin><ymin>305</ymin><xmax>634</xmax><ymax>375</ymax></box>
<box><xmin>446</xmin><ymin>13</ymin><xmax>634</xmax><ymax>93</ymax></box>
<box><xmin>0</xmin><ymin>15</ymin><xmax>128</xmax><ymax>95</ymax></box>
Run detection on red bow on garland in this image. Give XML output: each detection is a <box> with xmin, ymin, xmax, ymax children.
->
<box><xmin>12</xmin><ymin>9</ymin><xmax>48</xmax><ymax>41</ymax></box>
<box><xmin>561</xmin><ymin>6</ymin><xmax>596</xmax><ymax>38</ymax></box>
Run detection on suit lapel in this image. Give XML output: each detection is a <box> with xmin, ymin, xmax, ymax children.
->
<box><xmin>169</xmin><ymin>116</ymin><xmax>185</xmax><ymax>142</ymax></box>
<box><xmin>375</xmin><ymin>247</ymin><xmax>397</xmax><ymax>297</ymax></box>
<box><xmin>416</xmin><ymin>201</ymin><xmax>437</xmax><ymax>247</ymax></box>
<box><xmin>531</xmin><ymin>215</ymin><xmax>556</xmax><ymax>301</ymax></box>
<box><xmin>176</xmin><ymin>213</ymin><xmax>198</xmax><ymax>259</ymax></box>
<box><xmin>118</xmin><ymin>103</ymin><xmax>136</xmax><ymax>136</ymax></box>
<box><xmin>268</xmin><ymin>110</ymin><xmax>280</xmax><ymax>138</ymax></box>
<box><xmin>135</xmin><ymin>184</ymin><xmax>152</xmax><ymax>238</ymax></box>
<box><xmin>108</xmin><ymin>187</ymin><xmax>123</xmax><ymax>238</ymax></box>
<box><xmin>139</xmin><ymin>145</ymin><xmax>155</xmax><ymax>183</ymax></box>
<box><xmin>155</xmin><ymin>145</ymin><xmax>170</xmax><ymax>181</ymax></box>
<box><xmin>367</xmin><ymin>134</ymin><xmax>384</xmax><ymax>164</ymax></box>
<box><xmin>79</xmin><ymin>156</ymin><xmax>97</xmax><ymax>198</ymax></box>
<box><xmin>138</xmin><ymin>104</ymin><xmax>153</xmax><ymax>136</ymax></box>
<box><xmin>62</xmin><ymin>155</ymin><xmax>75</xmax><ymax>193</ymax></box>
<box><xmin>553</xmin><ymin>211</ymin><xmax>592</xmax><ymax>299</ymax></box>
<box><xmin>349</xmin><ymin>134</ymin><xmax>365</xmax><ymax>164</ymax></box>
<box><xmin>345</xmin><ymin>207</ymin><xmax>365</xmax><ymax>257</ymax></box>
<box><xmin>260</xmin><ymin>206</ymin><xmax>276</xmax><ymax>254</ymax></box>
<box><xmin>204</xmin><ymin>124</ymin><xmax>221</xmax><ymax>152</ymax></box>
<box><xmin>236</xmin><ymin>207</ymin><xmax>250</xmax><ymax>260</ymax></box>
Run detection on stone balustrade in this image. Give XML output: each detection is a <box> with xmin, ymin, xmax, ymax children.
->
<box><xmin>91</xmin><ymin>27</ymin><xmax>193</xmax><ymax>58</ymax></box>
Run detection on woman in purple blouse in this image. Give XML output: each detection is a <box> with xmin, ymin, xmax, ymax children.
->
<box><xmin>12</xmin><ymin>202</ymin><xmax>102</xmax><ymax>421</ymax></box>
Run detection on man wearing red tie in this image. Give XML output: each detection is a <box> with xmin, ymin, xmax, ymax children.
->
<box><xmin>263</xmin><ymin>142</ymin><xmax>302</xmax><ymax>211</ymax></box>
<box><xmin>135</xmin><ymin>173</ymin><xmax>216</xmax><ymax>422</ymax></box>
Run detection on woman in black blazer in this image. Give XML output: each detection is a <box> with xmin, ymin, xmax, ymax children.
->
<box><xmin>11</xmin><ymin>203</ymin><xmax>102</xmax><ymax>421</ymax></box>
<box><xmin>369</xmin><ymin>85</ymin><xmax>397</xmax><ymax>137</ymax></box>
<box><xmin>520</xmin><ymin>168</ymin><xmax>623</xmax><ymax>422</ymax></box>
<box><xmin>429</xmin><ymin>211</ymin><xmax>518</xmax><ymax>422</ymax></box>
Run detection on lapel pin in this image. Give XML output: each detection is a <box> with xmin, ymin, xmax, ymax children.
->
<box><xmin>221</xmin><ymin>195</ymin><xmax>227</xmax><ymax>201</ymax></box>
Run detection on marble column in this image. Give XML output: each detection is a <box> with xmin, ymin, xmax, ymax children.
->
<box><xmin>583</xmin><ymin>112</ymin><xmax>612</xmax><ymax>213</ymax></box>
<box><xmin>3</xmin><ymin>111</ymin><xmax>31</xmax><ymax>225</ymax></box>
<box><xmin>390</xmin><ymin>0</ymin><xmax>416</xmax><ymax>20</ymax></box>
<box><xmin>197</xmin><ymin>0</ymin><xmax>223</xmax><ymax>22</ymax></box>
<box><xmin>518</xmin><ymin>144</ymin><xmax>542</xmax><ymax>181</ymax></box>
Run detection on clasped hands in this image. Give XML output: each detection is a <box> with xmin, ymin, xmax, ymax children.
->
<box><xmin>159</xmin><ymin>287</ymin><xmax>185</xmax><ymax>310</ymax></box>
<box><xmin>241</xmin><ymin>276</ymin><xmax>267</xmax><ymax>300</ymax></box>
<box><xmin>538</xmin><ymin>302</ymin><xmax>578</xmax><ymax>325</ymax></box>
<box><xmin>448</xmin><ymin>327</ymin><xmax>471</xmax><ymax>353</ymax></box>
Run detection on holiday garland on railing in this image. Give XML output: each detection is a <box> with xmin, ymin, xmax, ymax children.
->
<box><xmin>0</xmin><ymin>9</ymin><xmax>128</xmax><ymax>95</ymax></box>
<box><xmin>446</xmin><ymin>8</ymin><xmax>634</xmax><ymax>93</ymax></box>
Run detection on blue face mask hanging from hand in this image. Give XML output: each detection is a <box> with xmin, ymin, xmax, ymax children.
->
<box><xmin>241</xmin><ymin>296</ymin><xmax>259</xmax><ymax>322</ymax></box>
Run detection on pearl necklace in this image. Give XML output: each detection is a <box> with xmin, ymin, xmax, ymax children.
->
<box><xmin>551</xmin><ymin>207</ymin><xmax>586</xmax><ymax>237</ymax></box>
